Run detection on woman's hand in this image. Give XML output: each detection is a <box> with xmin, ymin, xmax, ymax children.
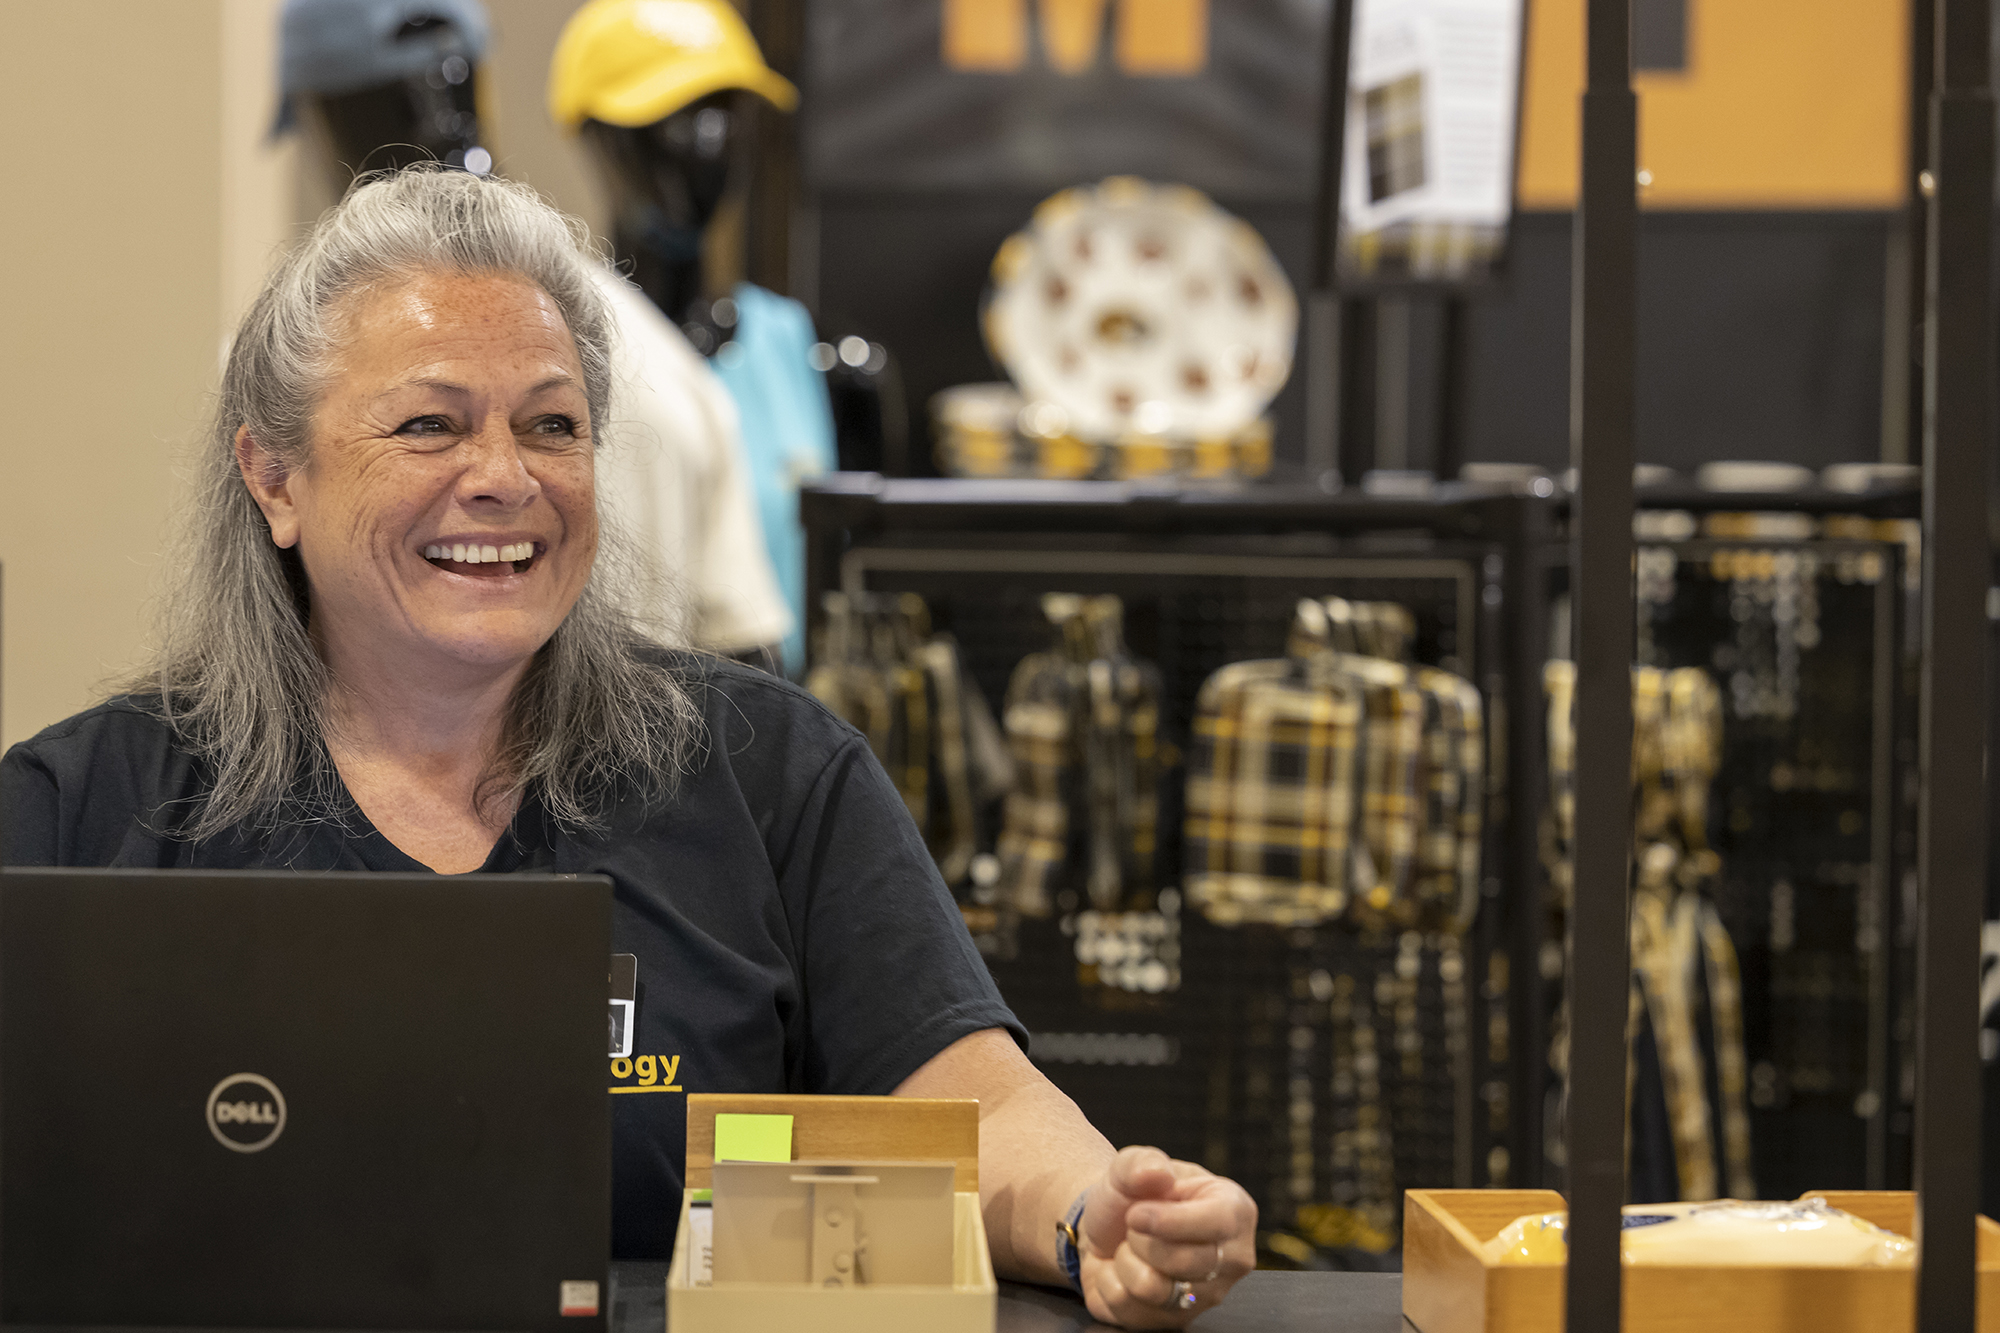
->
<box><xmin>1076</xmin><ymin>1146</ymin><xmax>1258</xmax><ymax>1328</ymax></box>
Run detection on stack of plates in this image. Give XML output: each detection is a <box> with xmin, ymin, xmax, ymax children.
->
<box><xmin>931</xmin><ymin>177</ymin><xmax>1296</xmax><ymax>483</ymax></box>
<box><xmin>932</xmin><ymin>383</ymin><xmax>1272</xmax><ymax>481</ymax></box>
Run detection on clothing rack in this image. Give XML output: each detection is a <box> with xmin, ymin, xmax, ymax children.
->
<box><xmin>803</xmin><ymin>474</ymin><xmax>1940</xmax><ymax>1246</ymax></box>
<box><xmin>802</xmin><ymin>474</ymin><xmax>1560</xmax><ymax>1231</ymax></box>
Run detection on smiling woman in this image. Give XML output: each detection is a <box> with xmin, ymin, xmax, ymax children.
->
<box><xmin>0</xmin><ymin>166</ymin><xmax>1258</xmax><ymax>1327</ymax></box>
<box><xmin>166</xmin><ymin>169</ymin><xmax>698</xmax><ymax>851</ymax></box>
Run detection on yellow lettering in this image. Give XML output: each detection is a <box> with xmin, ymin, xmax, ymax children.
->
<box><xmin>1114</xmin><ymin>0</ymin><xmax>1206</xmax><ymax>75</ymax></box>
<box><xmin>662</xmin><ymin>1055</ymin><xmax>681</xmax><ymax>1086</ymax></box>
<box><xmin>611</xmin><ymin>1057</ymin><xmax>633</xmax><ymax>1079</ymax></box>
<box><xmin>942</xmin><ymin>0</ymin><xmax>1027</xmax><ymax>71</ymax></box>
<box><xmin>636</xmin><ymin>1055</ymin><xmax>657</xmax><ymax>1085</ymax></box>
<box><xmin>942</xmin><ymin>0</ymin><xmax>1205</xmax><ymax>75</ymax></box>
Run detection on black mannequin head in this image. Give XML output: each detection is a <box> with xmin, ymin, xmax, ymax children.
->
<box><xmin>279</xmin><ymin>1</ymin><xmax>492</xmax><ymax>195</ymax></box>
<box><xmin>580</xmin><ymin>91</ymin><xmax>742</xmax><ymax>330</ymax></box>
<box><xmin>299</xmin><ymin>58</ymin><xmax>487</xmax><ymax>196</ymax></box>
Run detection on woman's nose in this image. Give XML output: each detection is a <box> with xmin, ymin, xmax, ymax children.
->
<box><xmin>457</xmin><ymin>422</ymin><xmax>541</xmax><ymax>507</ymax></box>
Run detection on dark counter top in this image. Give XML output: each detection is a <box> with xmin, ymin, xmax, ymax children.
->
<box><xmin>611</xmin><ymin>1263</ymin><xmax>1406</xmax><ymax>1332</ymax></box>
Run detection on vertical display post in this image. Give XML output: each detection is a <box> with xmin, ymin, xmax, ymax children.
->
<box><xmin>1565</xmin><ymin>0</ymin><xmax>1636</xmax><ymax>1326</ymax></box>
<box><xmin>1914</xmin><ymin>0</ymin><xmax>1993</xmax><ymax>1325</ymax></box>
<box><xmin>1306</xmin><ymin>0</ymin><xmax>1359</xmax><ymax>484</ymax></box>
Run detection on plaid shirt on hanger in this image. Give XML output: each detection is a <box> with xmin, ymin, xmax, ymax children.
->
<box><xmin>1184</xmin><ymin>658</ymin><xmax>1365</xmax><ymax>926</ymax></box>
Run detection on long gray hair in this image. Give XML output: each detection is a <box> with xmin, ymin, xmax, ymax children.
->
<box><xmin>141</xmin><ymin>166</ymin><xmax>701</xmax><ymax>842</ymax></box>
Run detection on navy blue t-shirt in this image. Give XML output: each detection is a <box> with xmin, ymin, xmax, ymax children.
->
<box><xmin>0</xmin><ymin>656</ymin><xmax>1024</xmax><ymax>1260</ymax></box>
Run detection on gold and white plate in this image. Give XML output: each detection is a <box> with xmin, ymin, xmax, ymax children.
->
<box><xmin>983</xmin><ymin>177</ymin><xmax>1297</xmax><ymax>444</ymax></box>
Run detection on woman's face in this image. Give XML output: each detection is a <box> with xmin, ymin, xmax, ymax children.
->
<box><xmin>239</xmin><ymin>269</ymin><xmax>598</xmax><ymax>687</ymax></box>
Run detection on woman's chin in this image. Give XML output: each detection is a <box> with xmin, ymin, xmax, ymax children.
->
<box><xmin>408</xmin><ymin>618</ymin><xmax>560</xmax><ymax>675</ymax></box>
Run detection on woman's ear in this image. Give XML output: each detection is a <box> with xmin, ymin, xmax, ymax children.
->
<box><xmin>235</xmin><ymin>425</ymin><xmax>301</xmax><ymax>549</ymax></box>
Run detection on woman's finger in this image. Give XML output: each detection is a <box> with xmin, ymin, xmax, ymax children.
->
<box><xmin>1124</xmin><ymin>1229</ymin><xmax>1237</xmax><ymax>1281</ymax></box>
<box><xmin>1114</xmin><ymin>1237</ymin><xmax>1181</xmax><ymax>1307</ymax></box>
<box><xmin>1127</xmin><ymin>1180</ymin><xmax>1257</xmax><ymax>1243</ymax></box>
<box><xmin>1083</xmin><ymin>1242</ymin><xmax>1213</xmax><ymax>1330</ymax></box>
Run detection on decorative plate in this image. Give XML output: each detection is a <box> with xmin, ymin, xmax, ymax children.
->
<box><xmin>983</xmin><ymin>177</ymin><xmax>1297</xmax><ymax>443</ymax></box>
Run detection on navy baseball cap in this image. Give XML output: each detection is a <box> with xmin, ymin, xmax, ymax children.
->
<box><xmin>275</xmin><ymin>0</ymin><xmax>490</xmax><ymax>129</ymax></box>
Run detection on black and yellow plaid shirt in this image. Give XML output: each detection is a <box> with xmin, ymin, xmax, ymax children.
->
<box><xmin>1185</xmin><ymin>597</ymin><xmax>1483</xmax><ymax>931</ymax></box>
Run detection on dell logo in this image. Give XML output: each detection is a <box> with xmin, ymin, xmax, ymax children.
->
<box><xmin>206</xmin><ymin>1073</ymin><xmax>287</xmax><ymax>1153</ymax></box>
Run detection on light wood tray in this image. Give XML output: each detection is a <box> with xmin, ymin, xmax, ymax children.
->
<box><xmin>667</xmin><ymin>1093</ymin><xmax>996</xmax><ymax>1333</ymax></box>
<box><xmin>1404</xmin><ymin>1188</ymin><xmax>2000</xmax><ymax>1333</ymax></box>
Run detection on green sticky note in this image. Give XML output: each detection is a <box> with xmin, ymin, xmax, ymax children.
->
<box><xmin>713</xmin><ymin>1113</ymin><xmax>793</xmax><ymax>1163</ymax></box>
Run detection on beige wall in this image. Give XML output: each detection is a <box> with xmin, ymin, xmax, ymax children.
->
<box><xmin>0</xmin><ymin>4</ymin><xmax>231</xmax><ymax>751</ymax></box>
<box><xmin>483</xmin><ymin>0</ymin><xmax>609</xmax><ymax>239</ymax></box>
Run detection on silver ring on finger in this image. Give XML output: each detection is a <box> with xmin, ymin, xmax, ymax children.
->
<box><xmin>1171</xmin><ymin>1279</ymin><xmax>1197</xmax><ymax>1310</ymax></box>
<box><xmin>1202</xmin><ymin>1243</ymin><xmax>1223</xmax><ymax>1283</ymax></box>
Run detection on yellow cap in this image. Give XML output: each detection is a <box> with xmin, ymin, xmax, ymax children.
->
<box><xmin>549</xmin><ymin>0</ymin><xmax>798</xmax><ymax>132</ymax></box>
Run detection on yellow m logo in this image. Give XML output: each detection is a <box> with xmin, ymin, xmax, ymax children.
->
<box><xmin>942</xmin><ymin>0</ymin><xmax>1208</xmax><ymax>76</ymax></box>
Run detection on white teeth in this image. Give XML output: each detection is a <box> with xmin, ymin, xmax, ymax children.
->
<box><xmin>424</xmin><ymin>541</ymin><xmax>534</xmax><ymax>565</ymax></box>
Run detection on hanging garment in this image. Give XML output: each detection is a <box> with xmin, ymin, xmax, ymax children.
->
<box><xmin>707</xmin><ymin>283</ymin><xmax>839</xmax><ymax>673</ymax></box>
<box><xmin>1543</xmin><ymin>660</ymin><xmax>1755</xmax><ymax>1201</ymax></box>
<box><xmin>589</xmin><ymin>265</ymin><xmax>791</xmax><ymax>653</ymax></box>
<box><xmin>1183</xmin><ymin>657</ymin><xmax>1366</xmax><ymax>926</ymax></box>
<box><xmin>993</xmin><ymin>595</ymin><xmax>1164</xmax><ymax>917</ymax></box>
<box><xmin>806</xmin><ymin>591</ymin><xmax>1012</xmax><ymax>888</ymax></box>
<box><xmin>1184</xmin><ymin>597</ymin><xmax>1481</xmax><ymax>931</ymax></box>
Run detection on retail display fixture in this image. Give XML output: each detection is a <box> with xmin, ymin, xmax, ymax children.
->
<box><xmin>799</xmin><ymin>474</ymin><xmax>1928</xmax><ymax>1256</ymax></box>
<box><xmin>800</xmin><ymin>473</ymin><xmax>1557</xmax><ymax>1230</ymax></box>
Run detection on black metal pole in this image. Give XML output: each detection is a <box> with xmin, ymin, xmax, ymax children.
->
<box><xmin>1565</xmin><ymin>0</ymin><xmax>1636</xmax><ymax>1326</ymax></box>
<box><xmin>1897</xmin><ymin>0</ymin><xmax>1937</xmax><ymax>464</ymax></box>
<box><xmin>1494</xmin><ymin>494</ymin><xmax>1555</xmax><ymax>1188</ymax></box>
<box><xmin>1914</xmin><ymin>0</ymin><xmax>1993</xmax><ymax>1324</ymax></box>
<box><xmin>1436</xmin><ymin>297</ymin><xmax>1470</xmax><ymax>482</ymax></box>
<box><xmin>1306</xmin><ymin>0</ymin><xmax>1358</xmax><ymax>483</ymax></box>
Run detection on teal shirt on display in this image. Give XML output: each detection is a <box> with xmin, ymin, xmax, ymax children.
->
<box><xmin>709</xmin><ymin>283</ymin><xmax>837</xmax><ymax>674</ymax></box>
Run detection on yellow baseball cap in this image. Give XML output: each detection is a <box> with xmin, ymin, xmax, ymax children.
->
<box><xmin>549</xmin><ymin>0</ymin><xmax>798</xmax><ymax>131</ymax></box>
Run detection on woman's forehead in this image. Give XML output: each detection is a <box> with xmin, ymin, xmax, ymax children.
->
<box><xmin>328</xmin><ymin>270</ymin><xmax>581</xmax><ymax>377</ymax></box>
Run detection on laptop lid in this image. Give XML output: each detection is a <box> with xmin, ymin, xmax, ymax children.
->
<box><xmin>0</xmin><ymin>868</ymin><xmax>612</xmax><ymax>1332</ymax></box>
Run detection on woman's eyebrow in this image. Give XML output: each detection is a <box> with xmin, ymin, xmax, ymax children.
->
<box><xmin>372</xmin><ymin>376</ymin><xmax>471</xmax><ymax>403</ymax></box>
<box><xmin>369</xmin><ymin>372</ymin><xmax>578</xmax><ymax>404</ymax></box>
<box><xmin>519</xmin><ymin>372</ymin><xmax>581</xmax><ymax>397</ymax></box>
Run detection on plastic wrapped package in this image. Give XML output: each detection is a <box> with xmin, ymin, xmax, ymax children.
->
<box><xmin>1483</xmin><ymin>1199</ymin><xmax>1917</xmax><ymax>1267</ymax></box>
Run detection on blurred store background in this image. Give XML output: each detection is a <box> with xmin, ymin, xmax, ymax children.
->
<box><xmin>0</xmin><ymin>0</ymin><xmax>1915</xmax><ymax>750</ymax></box>
<box><xmin>1</xmin><ymin>0</ymin><xmax>1982</xmax><ymax>1269</ymax></box>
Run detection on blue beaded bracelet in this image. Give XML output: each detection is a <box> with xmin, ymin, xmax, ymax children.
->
<box><xmin>1053</xmin><ymin>1191</ymin><xmax>1089</xmax><ymax>1293</ymax></box>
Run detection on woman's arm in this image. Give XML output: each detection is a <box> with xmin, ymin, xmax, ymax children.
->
<box><xmin>894</xmin><ymin>1027</ymin><xmax>1257</xmax><ymax>1329</ymax></box>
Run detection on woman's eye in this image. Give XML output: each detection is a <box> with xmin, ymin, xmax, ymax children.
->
<box><xmin>533</xmin><ymin>414</ymin><xmax>581</xmax><ymax>437</ymax></box>
<box><xmin>395</xmin><ymin>415</ymin><xmax>453</xmax><ymax>437</ymax></box>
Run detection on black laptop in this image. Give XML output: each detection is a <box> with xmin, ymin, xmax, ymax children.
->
<box><xmin>0</xmin><ymin>868</ymin><xmax>612</xmax><ymax>1332</ymax></box>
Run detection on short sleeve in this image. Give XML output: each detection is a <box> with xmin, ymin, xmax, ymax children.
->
<box><xmin>1</xmin><ymin>744</ymin><xmax>61</xmax><ymax>866</ymax></box>
<box><xmin>774</xmin><ymin>737</ymin><xmax>1025</xmax><ymax>1094</ymax></box>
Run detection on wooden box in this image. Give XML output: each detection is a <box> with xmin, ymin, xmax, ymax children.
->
<box><xmin>666</xmin><ymin>1093</ymin><xmax>997</xmax><ymax>1333</ymax></box>
<box><xmin>1404</xmin><ymin>1188</ymin><xmax>2000</xmax><ymax>1333</ymax></box>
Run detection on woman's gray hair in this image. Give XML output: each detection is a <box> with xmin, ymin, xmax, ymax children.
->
<box><xmin>140</xmin><ymin>165</ymin><xmax>701</xmax><ymax>842</ymax></box>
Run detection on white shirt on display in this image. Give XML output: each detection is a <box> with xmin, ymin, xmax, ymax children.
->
<box><xmin>589</xmin><ymin>264</ymin><xmax>793</xmax><ymax>654</ymax></box>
